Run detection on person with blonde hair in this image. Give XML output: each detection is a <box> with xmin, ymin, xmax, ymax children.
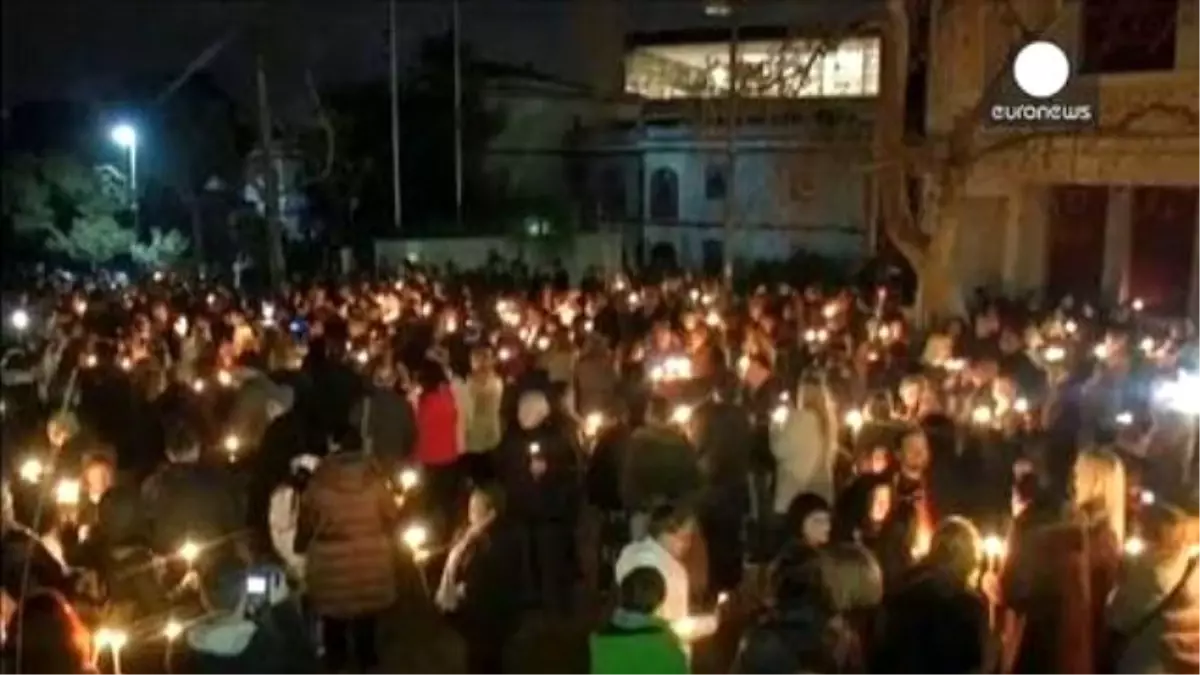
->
<box><xmin>871</xmin><ymin>516</ymin><xmax>991</xmax><ymax>673</ymax></box>
<box><xmin>821</xmin><ymin>543</ymin><xmax>884</xmax><ymax>664</ymax></box>
<box><xmin>999</xmin><ymin>447</ymin><xmax>1124</xmax><ymax>673</ymax></box>
<box><xmin>771</xmin><ymin>377</ymin><xmax>839</xmax><ymax>511</ymax></box>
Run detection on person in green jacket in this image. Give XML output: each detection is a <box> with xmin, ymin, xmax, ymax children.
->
<box><xmin>590</xmin><ymin>566</ymin><xmax>690</xmax><ymax>674</ymax></box>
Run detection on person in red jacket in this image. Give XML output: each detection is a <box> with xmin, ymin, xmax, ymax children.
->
<box><xmin>415</xmin><ymin>358</ymin><xmax>462</xmax><ymax>538</ymax></box>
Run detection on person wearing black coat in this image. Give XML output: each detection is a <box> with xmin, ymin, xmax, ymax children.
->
<box><xmin>496</xmin><ymin>390</ymin><xmax>580</xmax><ymax>613</ymax></box>
<box><xmin>437</xmin><ymin>485</ymin><xmax>529</xmax><ymax>673</ymax></box>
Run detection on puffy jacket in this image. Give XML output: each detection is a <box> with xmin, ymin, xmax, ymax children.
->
<box><xmin>415</xmin><ymin>386</ymin><xmax>460</xmax><ymax>467</ymax></box>
<box><xmin>297</xmin><ymin>452</ymin><xmax>399</xmax><ymax>618</ymax></box>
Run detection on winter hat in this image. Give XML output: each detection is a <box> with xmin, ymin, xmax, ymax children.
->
<box><xmin>517</xmin><ymin>390</ymin><xmax>550</xmax><ymax>430</ymax></box>
<box><xmin>784</xmin><ymin>492</ymin><xmax>831</xmax><ymax>537</ymax></box>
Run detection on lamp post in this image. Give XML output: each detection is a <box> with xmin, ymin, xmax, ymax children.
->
<box><xmin>110</xmin><ymin>123</ymin><xmax>139</xmax><ymax>234</ymax></box>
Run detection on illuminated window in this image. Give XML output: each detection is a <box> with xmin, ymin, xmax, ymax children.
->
<box><xmin>624</xmin><ymin>37</ymin><xmax>880</xmax><ymax>100</ymax></box>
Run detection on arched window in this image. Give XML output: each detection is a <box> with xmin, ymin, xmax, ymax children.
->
<box><xmin>649</xmin><ymin>167</ymin><xmax>679</xmax><ymax>222</ymax></box>
<box><xmin>705</xmin><ymin>163</ymin><xmax>728</xmax><ymax>201</ymax></box>
<box><xmin>599</xmin><ymin>167</ymin><xmax>626</xmax><ymax>219</ymax></box>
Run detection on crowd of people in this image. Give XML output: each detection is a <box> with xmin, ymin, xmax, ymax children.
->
<box><xmin>0</xmin><ymin>258</ymin><xmax>1197</xmax><ymax>674</ymax></box>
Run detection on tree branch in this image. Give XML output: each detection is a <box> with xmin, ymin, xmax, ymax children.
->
<box><xmin>301</xmin><ymin>68</ymin><xmax>336</xmax><ymax>188</ymax></box>
<box><xmin>968</xmin><ymin>100</ymin><xmax>1200</xmax><ymax>165</ymax></box>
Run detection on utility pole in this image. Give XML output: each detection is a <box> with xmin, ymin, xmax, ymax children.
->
<box><xmin>389</xmin><ymin>0</ymin><xmax>403</xmax><ymax>233</ymax></box>
<box><xmin>255</xmin><ymin>51</ymin><xmax>286</xmax><ymax>286</ymax></box>
<box><xmin>452</xmin><ymin>0</ymin><xmax>464</xmax><ymax>229</ymax></box>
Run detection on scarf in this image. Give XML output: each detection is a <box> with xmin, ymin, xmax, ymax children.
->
<box><xmin>435</xmin><ymin>516</ymin><xmax>494</xmax><ymax>612</ymax></box>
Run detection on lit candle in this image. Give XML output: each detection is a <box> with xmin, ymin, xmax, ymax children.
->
<box><xmin>216</xmin><ymin>370</ymin><xmax>234</xmax><ymax>387</ymax></box>
<box><xmin>529</xmin><ymin>442</ymin><xmax>541</xmax><ymax>456</ymax></box>
<box><xmin>1013</xmin><ymin>397</ymin><xmax>1030</xmax><ymax>414</ymax></box>
<box><xmin>972</xmin><ymin>406</ymin><xmax>994</xmax><ymax>426</ymax></box>
<box><xmin>771</xmin><ymin>405</ymin><xmax>789</xmax><ymax>425</ymax></box>
<box><xmin>1140</xmin><ymin>489</ymin><xmax>1155</xmax><ymax>506</ymax></box>
<box><xmin>84</xmin><ymin>354</ymin><xmax>98</xmax><ymax>369</ymax></box>
<box><xmin>55</xmin><ymin>479</ymin><xmax>81</xmax><ymax>506</ymax></box>
<box><xmin>982</xmin><ymin>534</ymin><xmax>1006</xmax><ymax>568</ymax></box>
<box><xmin>844</xmin><ymin>409</ymin><xmax>865</xmax><ymax>434</ymax></box>
<box><xmin>398</xmin><ymin>468</ymin><xmax>420</xmax><ymax>491</ymax></box>
<box><xmin>1124</xmin><ymin>536</ymin><xmax>1145</xmax><ymax>557</ymax></box>
<box><xmin>1044</xmin><ymin>346</ymin><xmax>1066</xmax><ymax>363</ymax></box>
<box><xmin>178</xmin><ymin>540</ymin><xmax>200</xmax><ymax>565</ymax></box>
<box><xmin>584</xmin><ymin>412</ymin><xmax>604</xmax><ymax>437</ymax></box>
<box><xmin>223</xmin><ymin>434</ymin><xmax>241</xmax><ymax>457</ymax></box>
<box><xmin>1115</xmin><ymin>411</ymin><xmax>1134</xmax><ymax>427</ymax></box>
<box><xmin>19</xmin><ymin>458</ymin><xmax>45</xmax><ymax>484</ymax></box>
<box><xmin>1131</xmin><ymin>298</ymin><xmax>1144</xmax><ymax>312</ymax></box>
<box><xmin>402</xmin><ymin>523</ymin><xmax>429</xmax><ymax>554</ymax></box>
<box><xmin>192</xmin><ymin>379</ymin><xmax>206</xmax><ymax>393</ymax></box>
<box><xmin>671</xmin><ymin>405</ymin><xmax>694</xmax><ymax>425</ymax></box>
<box><xmin>162</xmin><ymin>619</ymin><xmax>183</xmax><ymax>641</ymax></box>
<box><xmin>1093</xmin><ymin>343</ymin><xmax>1109</xmax><ymax>359</ymax></box>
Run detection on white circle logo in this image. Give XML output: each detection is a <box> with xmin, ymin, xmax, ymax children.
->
<box><xmin>1012</xmin><ymin>41</ymin><xmax>1070</xmax><ymax>99</ymax></box>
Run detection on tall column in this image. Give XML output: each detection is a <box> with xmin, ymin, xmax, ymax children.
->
<box><xmin>1003</xmin><ymin>189</ymin><xmax>1022</xmax><ymax>285</ymax></box>
<box><xmin>1102</xmin><ymin>186</ymin><xmax>1133</xmax><ymax>302</ymax></box>
<box><xmin>1190</xmin><ymin>193</ymin><xmax>1200</xmax><ymax>319</ymax></box>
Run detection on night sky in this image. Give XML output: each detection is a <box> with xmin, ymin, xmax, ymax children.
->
<box><xmin>2</xmin><ymin>0</ymin><xmax>872</xmax><ymax>110</ymax></box>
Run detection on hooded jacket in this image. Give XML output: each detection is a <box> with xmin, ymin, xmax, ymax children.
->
<box><xmin>589</xmin><ymin>609</ymin><xmax>689</xmax><ymax>674</ymax></box>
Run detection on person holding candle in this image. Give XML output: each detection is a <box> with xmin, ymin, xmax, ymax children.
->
<box><xmin>615</xmin><ymin>503</ymin><xmax>696</xmax><ymax>626</ymax></box>
<box><xmin>414</xmin><ymin>358</ymin><xmax>463</xmax><ymax>536</ymax></box>
<box><xmin>436</xmin><ymin>484</ymin><xmax>527</xmax><ymax>673</ymax></box>
<box><xmin>999</xmin><ymin>447</ymin><xmax>1125</xmax><ymax>673</ymax></box>
<box><xmin>870</xmin><ymin>517</ymin><xmax>992</xmax><ymax>674</ymax></box>
<box><xmin>733</xmin><ymin>552</ymin><xmax>850</xmax><ymax>673</ymax></box>
<box><xmin>497</xmin><ymin>390</ymin><xmax>580</xmax><ymax>613</ymax></box>
<box><xmin>590</xmin><ymin>566</ymin><xmax>689</xmax><ymax>674</ymax></box>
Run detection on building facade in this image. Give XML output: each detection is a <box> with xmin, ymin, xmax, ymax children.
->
<box><xmin>583</xmin><ymin>25</ymin><xmax>881</xmax><ymax>269</ymax></box>
<box><xmin>931</xmin><ymin>0</ymin><xmax>1199</xmax><ymax>312</ymax></box>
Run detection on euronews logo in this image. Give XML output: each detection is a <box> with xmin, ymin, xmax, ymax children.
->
<box><xmin>988</xmin><ymin>40</ymin><xmax>1098</xmax><ymax>129</ymax></box>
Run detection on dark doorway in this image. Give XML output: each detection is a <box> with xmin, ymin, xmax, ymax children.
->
<box><xmin>1128</xmin><ymin>186</ymin><xmax>1198</xmax><ymax>313</ymax></box>
<box><xmin>1045</xmin><ymin>185</ymin><xmax>1109</xmax><ymax>303</ymax></box>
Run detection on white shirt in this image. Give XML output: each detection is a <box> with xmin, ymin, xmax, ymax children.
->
<box><xmin>614</xmin><ymin>537</ymin><xmax>689</xmax><ymax>624</ymax></box>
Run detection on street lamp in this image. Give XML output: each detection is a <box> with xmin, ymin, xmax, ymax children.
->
<box><xmin>109</xmin><ymin>123</ymin><xmax>139</xmax><ymax>232</ymax></box>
